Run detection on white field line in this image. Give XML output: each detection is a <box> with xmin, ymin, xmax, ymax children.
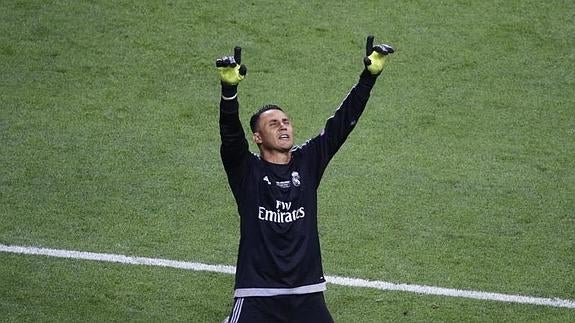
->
<box><xmin>1</xmin><ymin>244</ymin><xmax>574</xmax><ymax>309</ymax></box>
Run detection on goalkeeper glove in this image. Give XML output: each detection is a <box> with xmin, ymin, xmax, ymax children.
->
<box><xmin>363</xmin><ymin>35</ymin><xmax>394</xmax><ymax>76</ymax></box>
<box><xmin>216</xmin><ymin>46</ymin><xmax>247</xmax><ymax>85</ymax></box>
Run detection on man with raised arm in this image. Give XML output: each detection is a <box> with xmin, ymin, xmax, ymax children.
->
<box><xmin>217</xmin><ymin>36</ymin><xmax>394</xmax><ymax>323</ymax></box>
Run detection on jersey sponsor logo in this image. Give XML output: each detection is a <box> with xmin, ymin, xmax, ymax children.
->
<box><xmin>258</xmin><ymin>200</ymin><xmax>305</xmax><ymax>224</ymax></box>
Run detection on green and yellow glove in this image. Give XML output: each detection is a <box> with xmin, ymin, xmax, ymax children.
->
<box><xmin>363</xmin><ymin>35</ymin><xmax>394</xmax><ymax>76</ymax></box>
<box><xmin>216</xmin><ymin>46</ymin><xmax>247</xmax><ymax>85</ymax></box>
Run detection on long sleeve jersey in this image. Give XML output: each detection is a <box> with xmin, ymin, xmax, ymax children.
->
<box><xmin>219</xmin><ymin>71</ymin><xmax>378</xmax><ymax>298</ymax></box>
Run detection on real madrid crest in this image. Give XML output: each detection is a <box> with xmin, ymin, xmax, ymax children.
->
<box><xmin>291</xmin><ymin>171</ymin><xmax>301</xmax><ymax>187</ymax></box>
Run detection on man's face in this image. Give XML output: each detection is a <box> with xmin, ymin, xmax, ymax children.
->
<box><xmin>253</xmin><ymin>109</ymin><xmax>294</xmax><ymax>152</ymax></box>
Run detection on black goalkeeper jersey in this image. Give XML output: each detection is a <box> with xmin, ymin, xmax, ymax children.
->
<box><xmin>219</xmin><ymin>71</ymin><xmax>377</xmax><ymax>298</ymax></box>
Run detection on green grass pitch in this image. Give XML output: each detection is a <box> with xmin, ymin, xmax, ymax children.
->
<box><xmin>1</xmin><ymin>0</ymin><xmax>574</xmax><ymax>321</ymax></box>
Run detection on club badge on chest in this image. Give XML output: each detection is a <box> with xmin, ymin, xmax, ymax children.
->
<box><xmin>291</xmin><ymin>171</ymin><xmax>301</xmax><ymax>187</ymax></box>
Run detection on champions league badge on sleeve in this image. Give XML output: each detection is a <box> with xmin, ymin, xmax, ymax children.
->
<box><xmin>291</xmin><ymin>171</ymin><xmax>301</xmax><ymax>187</ymax></box>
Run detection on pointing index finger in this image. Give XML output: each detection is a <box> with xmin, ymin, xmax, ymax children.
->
<box><xmin>366</xmin><ymin>35</ymin><xmax>374</xmax><ymax>56</ymax></box>
<box><xmin>234</xmin><ymin>46</ymin><xmax>242</xmax><ymax>65</ymax></box>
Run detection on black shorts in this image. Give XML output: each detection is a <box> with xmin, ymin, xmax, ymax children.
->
<box><xmin>226</xmin><ymin>292</ymin><xmax>334</xmax><ymax>323</ymax></box>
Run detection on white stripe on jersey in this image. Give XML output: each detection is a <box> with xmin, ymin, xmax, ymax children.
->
<box><xmin>234</xmin><ymin>281</ymin><xmax>326</xmax><ymax>298</ymax></box>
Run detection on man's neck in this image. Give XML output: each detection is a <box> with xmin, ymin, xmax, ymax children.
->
<box><xmin>260</xmin><ymin>149</ymin><xmax>292</xmax><ymax>165</ymax></box>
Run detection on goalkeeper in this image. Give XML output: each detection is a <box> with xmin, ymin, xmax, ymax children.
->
<box><xmin>217</xmin><ymin>36</ymin><xmax>394</xmax><ymax>323</ymax></box>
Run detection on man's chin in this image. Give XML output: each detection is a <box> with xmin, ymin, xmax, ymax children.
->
<box><xmin>279</xmin><ymin>143</ymin><xmax>294</xmax><ymax>152</ymax></box>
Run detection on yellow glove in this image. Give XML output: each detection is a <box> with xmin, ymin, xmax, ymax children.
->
<box><xmin>363</xmin><ymin>35</ymin><xmax>394</xmax><ymax>75</ymax></box>
<box><xmin>216</xmin><ymin>46</ymin><xmax>247</xmax><ymax>85</ymax></box>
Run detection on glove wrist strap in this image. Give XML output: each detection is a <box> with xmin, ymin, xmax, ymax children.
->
<box><xmin>221</xmin><ymin>83</ymin><xmax>238</xmax><ymax>101</ymax></box>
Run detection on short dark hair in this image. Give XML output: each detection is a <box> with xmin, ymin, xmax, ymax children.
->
<box><xmin>249</xmin><ymin>104</ymin><xmax>283</xmax><ymax>133</ymax></box>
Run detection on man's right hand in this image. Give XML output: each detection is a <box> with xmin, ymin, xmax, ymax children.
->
<box><xmin>216</xmin><ymin>47</ymin><xmax>247</xmax><ymax>85</ymax></box>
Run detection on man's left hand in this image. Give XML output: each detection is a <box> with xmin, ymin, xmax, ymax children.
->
<box><xmin>363</xmin><ymin>35</ymin><xmax>394</xmax><ymax>76</ymax></box>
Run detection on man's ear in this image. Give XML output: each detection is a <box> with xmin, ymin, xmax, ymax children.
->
<box><xmin>253</xmin><ymin>132</ymin><xmax>263</xmax><ymax>144</ymax></box>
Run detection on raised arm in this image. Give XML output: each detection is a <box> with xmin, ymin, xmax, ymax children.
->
<box><xmin>303</xmin><ymin>36</ymin><xmax>395</xmax><ymax>182</ymax></box>
<box><xmin>217</xmin><ymin>47</ymin><xmax>250</xmax><ymax>194</ymax></box>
